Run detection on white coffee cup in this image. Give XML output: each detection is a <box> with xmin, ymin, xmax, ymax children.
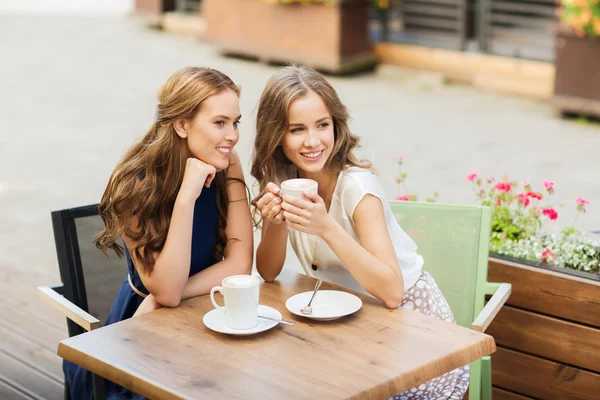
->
<box><xmin>280</xmin><ymin>178</ymin><xmax>318</xmax><ymax>200</ymax></box>
<box><xmin>210</xmin><ymin>275</ymin><xmax>260</xmax><ymax>330</ymax></box>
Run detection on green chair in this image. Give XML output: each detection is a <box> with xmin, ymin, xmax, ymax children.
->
<box><xmin>390</xmin><ymin>201</ymin><xmax>511</xmax><ymax>400</ymax></box>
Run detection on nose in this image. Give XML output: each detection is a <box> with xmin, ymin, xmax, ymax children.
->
<box><xmin>303</xmin><ymin>129</ymin><xmax>320</xmax><ymax>148</ymax></box>
<box><xmin>224</xmin><ymin>126</ymin><xmax>239</xmax><ymax>144</ymax></box>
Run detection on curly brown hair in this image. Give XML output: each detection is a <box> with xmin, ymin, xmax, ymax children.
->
<box><xmin>94</xmin><ymin>67</ymin><xmax>240</xmax><ymax>273</ymax></box>
<box><xmin>250</xmin><ymin>65</ymin><xmax>370</xmax><ymax>215</ymax></box>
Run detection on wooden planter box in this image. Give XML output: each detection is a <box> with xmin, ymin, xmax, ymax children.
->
<box><xmin>487</xmin><ymin>255</ymin><xmax>600</xmax><ymax>399</ymax></box>
<box><xmin>203</xmin><ymin>0</ymin><xmax>376</xmax><ymax>73</ymax></box>
<box><xmin>552</xmin><ymin>29</ymin><xmax>600</xmax><ymax>118</ymax></box>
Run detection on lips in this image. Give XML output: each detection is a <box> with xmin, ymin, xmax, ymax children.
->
<box><xmin>216</xmin><ymin>147</ymin><xmax>231</xmax><ymax>156</ymax></box>
<box><xmin>300</xmin><ymin>149</ymin><xmax>324</xmax><ymax>162</ymax></box>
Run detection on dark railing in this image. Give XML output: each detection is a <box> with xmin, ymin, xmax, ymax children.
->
<box><xmin>479</xmin><ymin>0</ymin><xmax>557</xmax><ymax>60</ymax></box>
<box><xmin>371</xmin><ymin>0</ymin><xmax>470</xmax><ymax>50</ymax></box>
<box><xmin>175</xmin><ymin>0</ymin><xmax>202</xmax><ymax>13</ymax></box>
<box><xmin>371</xmin><ymin>0</ymin><xmax>558</xmax><ymax>61</ymax></box>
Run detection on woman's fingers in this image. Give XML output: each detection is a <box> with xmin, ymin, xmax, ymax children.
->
<box><xmin>285</xmin><ymin>220</ymin><xmax>306</xmax><ymax>232</ymax></box>
<box><xmin>282</xmin><ymin>211</ymin><xmax>308</xmax><ymax>226</ymax></box>
<box><xmin>260</xmin><ymin>196</ymin><xmax>284</xmax><ymax>222</ymax></box>
<box><xmin>266</xmin><ymin>182</ymin><xmax>281</xmax><ymax>195</ymax></box>
<box><xmin>257</xmin><ymin>192</ymin><xmax>276</xmax><ymax>212</ymax></box>
<box><xmin>282</xmin><ymin>195</ymin><xmax>314</xmax><ymax>210</ymax></box>
<box><xmin>274</xmin><ymin>212</ymin><xmax>285</xmax><ymax>223</ymax></box>
<box><xmin>267</xmin><ymin>203</ymin><xmax>283</xmax><ymax>221</ymax></box>
<box><xmin>256</xmin><ymin>183</ymin><xmax>282</xmax><ymax>215</ymax></box>
<box><xmin>281</xmin><ymin>201</ymin><xmax>310</xmax><ymax>219</ymax></box>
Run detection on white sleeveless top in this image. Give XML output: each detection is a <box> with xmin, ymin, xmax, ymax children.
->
<box><xmin>275</xmin><ymin>166</ymin><xmax>424</xmax><ymax>296</ymax></box>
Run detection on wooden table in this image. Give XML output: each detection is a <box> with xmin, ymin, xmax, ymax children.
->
<box><xmin>58</xmin><ymin>269</ymin><xmax>496</xmax><ymax>399</ymax></box>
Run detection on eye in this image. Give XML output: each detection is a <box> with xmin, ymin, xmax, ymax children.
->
<box><xmin>215</xmin><ymin>120</ymin><xmax>225</xmax><ymax>127</ymax></box>
<box><xmin>318</xmin><ymin>122</ymin><xmax>330</xmax><ymax>129</ymax></box>
<box><xmin>290</xmin><ymin>127</ymin><xmax>304</xmax><ymax>133</ymax></box>
<box><xmin>234</xmin><ymin>120</ymin><xmax>241</xmax><ymax>127</ymax></box>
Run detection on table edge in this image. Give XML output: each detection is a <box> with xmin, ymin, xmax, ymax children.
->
<box><xmin>58</xmin><ymin>340</ymin><xmax>189</xmax><ymax>400</ymax></box>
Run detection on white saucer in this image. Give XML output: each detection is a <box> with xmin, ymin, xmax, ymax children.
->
<box><xmin>203</xmin><ymin>305</ymin><xmax>282</xmax><ymax>336</ymax></box>
<box><xmin>286</xmin><ymin>290</ymin><xmax>362</xmax><ymax>321</ymax></box>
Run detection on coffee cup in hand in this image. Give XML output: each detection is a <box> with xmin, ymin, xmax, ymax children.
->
<box><xmin>280</xmin><ymin>178</ymin><xmax>318</xmax><ymax>200</ymax></box>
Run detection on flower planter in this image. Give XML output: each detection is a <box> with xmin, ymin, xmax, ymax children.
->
<box><xmin>487</xmin><ymin>255</ymin><xmax>600</xmax><ymax>399</ymax></box>
<box><xmin>552</xmin><ymin>29</ymin><xmax>600</xmax><ymax>118</ymax></box>
<box><xmin>203</xmin><ymin>0</ymin><xmax>377</xmax><ymax>73</ymax></box>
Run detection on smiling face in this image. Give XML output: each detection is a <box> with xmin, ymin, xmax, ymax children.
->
<box><xmin>252</xmin><ymin>66</ymin><xmax>370</xmax><ymax>198</ymax></box>
<box><xmin>281</xmin><ymin>90</ymin><xmax>335</xmax><ymax>176</ymax></box>
<box><xmin>179</xmin><ymin>89</ymin><xmax>241</xmax><ymax>171</ymax></box>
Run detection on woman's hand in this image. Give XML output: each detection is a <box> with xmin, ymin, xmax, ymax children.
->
<box><xmin>281</xmin><ymin>191</ymin><xmax>336</xmax><ymax>237</ymax></box>
<box><xmin>255</xmin><ymin>182</ymin><xmax>285</xmax><ymax>225</ymax></box>
<box><xmin>133</xmin><ymin>294</ymin><xmax>164</xmax><ymax>317</ymax></box>
<box><xmin>179</xmin><ymin>157</ymin><xmax>217</xmax><ymax>200</ymax></box>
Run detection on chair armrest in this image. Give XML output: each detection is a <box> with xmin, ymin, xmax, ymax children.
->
<box><xmin>472</xmin><ymin>283</ymin><xmax>512</xmax><ymax>333</ymax></box>
<box><xmin>37</xmin><ymin>285</ymin><xmax>101</xmax><ymax>331</ymax></box>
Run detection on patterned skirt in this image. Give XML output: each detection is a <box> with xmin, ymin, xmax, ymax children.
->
<box><xmin>389</xmin><ymin>272</ymin><xmax>470</xmax><ymax>400</ymax></box>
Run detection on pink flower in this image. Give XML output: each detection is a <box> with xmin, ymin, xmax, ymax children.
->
<box><xmin>516</xmin><ymin>193</ymin><xmax>530</xmax><ymax>207</ymax></box>
<box><xmin>467</xmin><ymin>173</ymin><xmax>478</xmax><ymax>182</ymax></box>
<box><xmin>576</xmin><ymin>197</ymin><xmax>589</xmax><ymax>213</ymax></box>
<box><xmin>527</xmin><ymin>192</ymin><xmax>542</xmax><ymax>201</ymax></box>
<box><xmin>541</xmin><ymin>248</ymin><xmax>557</xmax><ymax>263</ymax></box>
<box><xmin>395</xmin><ymin>156</ymin><xmax>405</xmax><ymax>164</ymax></box>
<box><xmin>522</xmin><ymin>180</ymin><xmax>530</xmax><ymax>187</ymax></box>
<box><xmin>495</xmin><ymin>198</ymin><xmax>502</xmax><ymax>205</ymax></box>
<box><xmin>395</xmin><ymin>195</ymin><xmax>410</xmax><ymax>202</ymax></box>
<box><xmin>494</xmin><ymin>182</ymin><xmax>512</xmax><ymax>192</ymax></box>
<box><xmin>543</xmin><ymin>180</ymin><xmax>555</xmax><ymax>194</ymax></box>
<box><xmin>487</xmin><ymin>177</ymin><xmax>496</xmax><ymax>184</ymax></box>
<box><xmin>542</xmin><ymin>208</ymin><xmax>558</xmax><ymax>221</ymax></box>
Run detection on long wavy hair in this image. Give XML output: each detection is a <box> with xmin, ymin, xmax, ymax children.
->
<box><xmin>94</xmin><ymin>67</ymin><xmax>240</xmax><ymax>273</ymax></box>
<box><xmin>250</xmin><ymin>65</ymin><xmax>370</xmax><ymax>215</ymax></box>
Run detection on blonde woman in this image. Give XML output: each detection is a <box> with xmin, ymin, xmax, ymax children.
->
<box><xmin>251</xmin><ymin>66</ymin><xmax>468</xmax><ymax>399</ymax></box>
<box><xmin>65</xmin><ymin>67</ymin><xmax>253</xmax><ymax>400</ymax></box>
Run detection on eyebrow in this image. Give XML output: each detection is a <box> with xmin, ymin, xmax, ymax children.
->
<box><xmin>288</xmin><ymin>116</ymin><xmax>331</xmax><ymax>127</ymax></box>
<box><xmin>214</xmin><ymin>115</ymin><xmax>242</xmax><ymax>120</ymax></box>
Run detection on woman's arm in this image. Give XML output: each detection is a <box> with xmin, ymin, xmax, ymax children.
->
<box><xmin>282</xmin><ymin>193</ymin><xmax>404</xmax><ymax>308</ymax></box>
<box><xmin>256</xmin><ymin>218</ymin><xmax>288</xmax><ymax>282</ymax></box>
<box><xmin>123</xmin><ymin>190</ymin><xmax>197</xmax><ymax>308</ymax></box>
<box><xmin>123</xmin><ymin>157</ymin><xmax>217</xmax><ymax>308</ymax></box>
<box><xmin>254</xmin><ymin>182</ymin><xmax>289</xmax><ymax>282</ymax></box>
<box><xmin>324</xmin><ymin>195</ymin><xmax>405</xmax><ymax>307</ymax></box>
<box><xmin>179</xmin><ymin>151</ymin><xmax>254</xmax><ymax>299</ymax></box>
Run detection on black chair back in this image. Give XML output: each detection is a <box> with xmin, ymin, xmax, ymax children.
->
<box><xmin>51</xmin><ymin>204</ymin><xmax>127</xmax><ymax>337</ymax></box>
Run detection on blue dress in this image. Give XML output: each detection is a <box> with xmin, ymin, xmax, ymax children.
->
<box><xmin>64</xmin><ymin>184</ymin><xmax>220</xmax><ymax>400</ymax></box>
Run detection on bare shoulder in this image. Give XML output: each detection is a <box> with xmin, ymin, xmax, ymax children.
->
<box><xmin>353</xmin><ymin>193</ymin><xmax>385</xmax><ymax>223</ymax></box>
